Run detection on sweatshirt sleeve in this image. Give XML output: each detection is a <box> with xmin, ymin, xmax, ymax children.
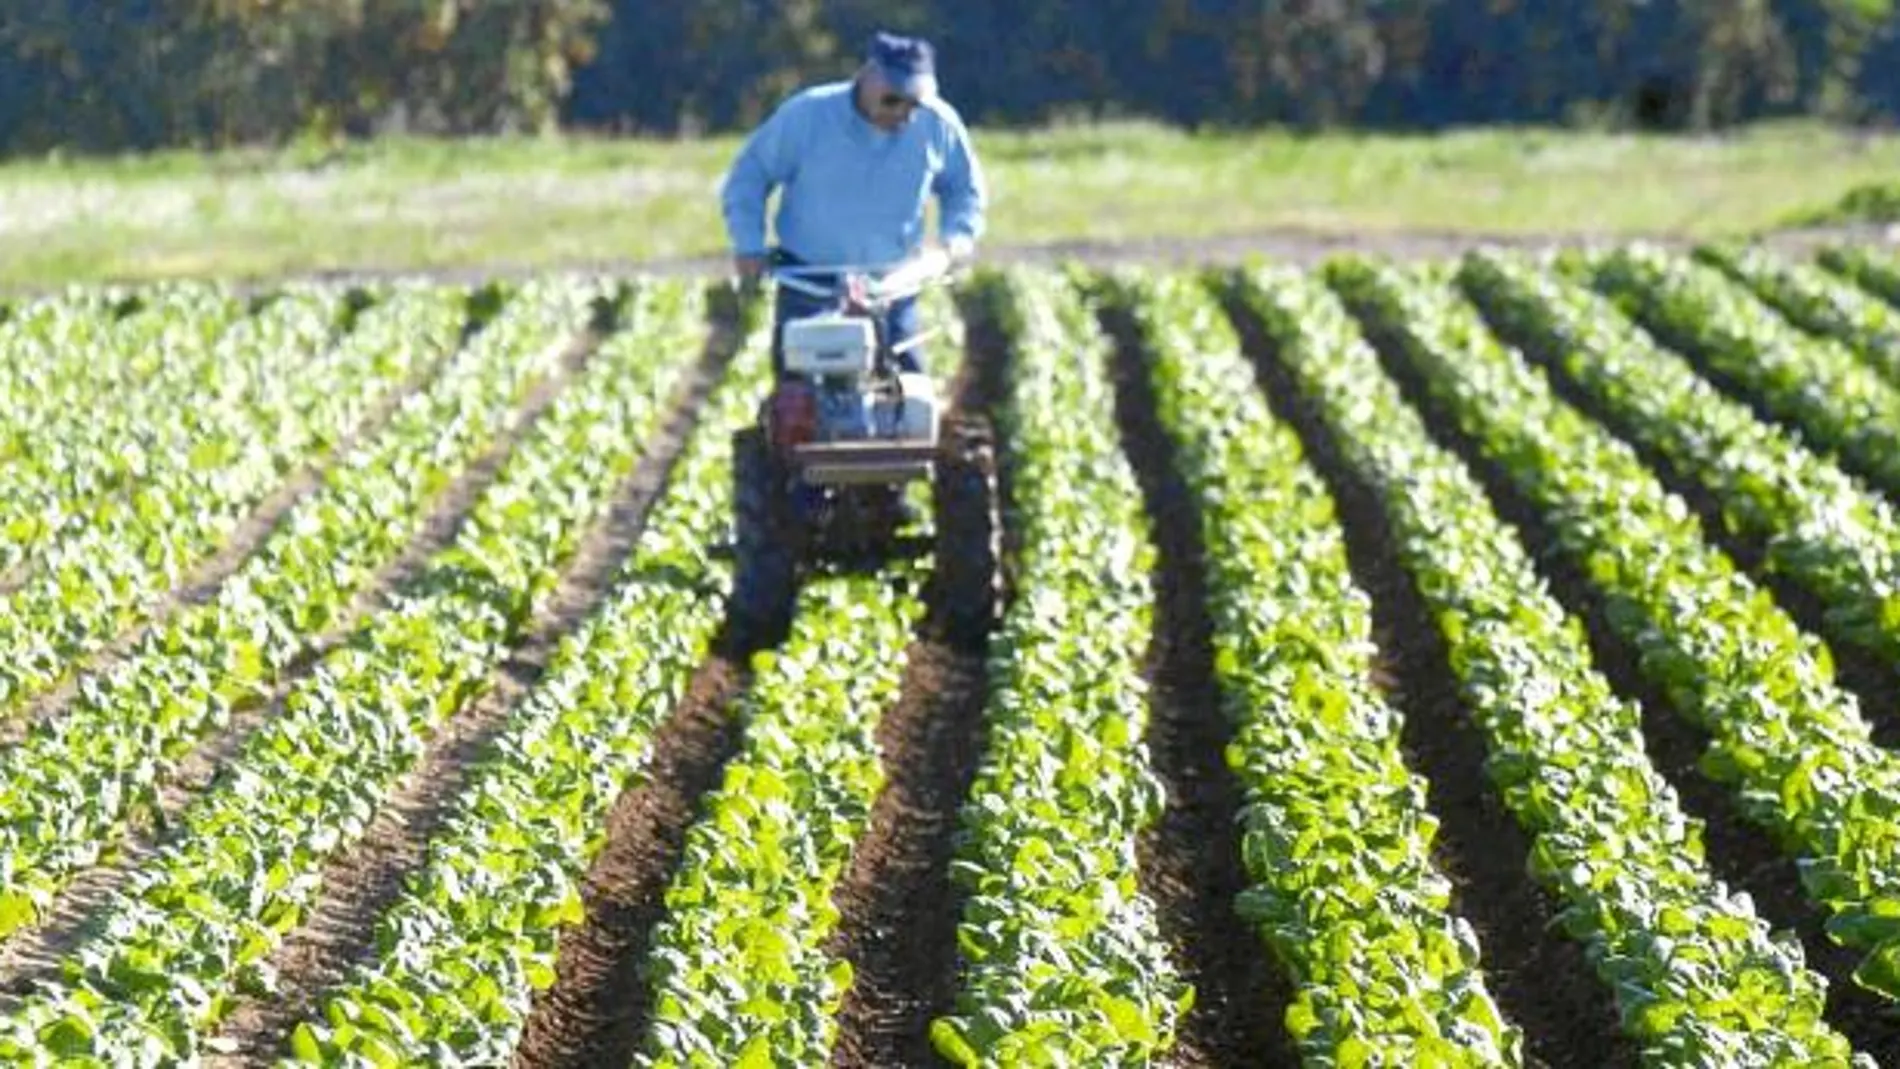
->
<box><xmin>932</xmin><ymin>105</ymin><xmax>988</xmax><ymax>244</ymax></box>
<box><xmin>720</xmin><ymin>98</ymin><xmax>801</xmax><ymax>257</ymax></box>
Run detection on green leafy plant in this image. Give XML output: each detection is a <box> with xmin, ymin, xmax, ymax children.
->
<box><xmin>1233</xmin><ymin>260</ymin><xmax>1861</xmax><ymax>1065</ymax></box>
<box><xmin>0</xmin><ymin>277</ymin><xmax>705</xmax><ymax>1061</ymax></box>
<box><xmin>931</xmin><ymin>267</ymin><xmax>1190</xmax><ymax>1067</ymax></box>
<box><xmin>297</xmin><ymin>315</ymin><xmax>771</xmax><ymax>1064</ymax></box>
<box><xmin>1324</xmin><ymin>253</ymin><xmax>1900</xmax><ymax>1016</ymax></box>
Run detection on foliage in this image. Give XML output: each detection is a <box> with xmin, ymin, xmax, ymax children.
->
<box><xmin>0</xmin><ymin>0</ymin><xmax>611</xmax><ymax>153</ymax></box>
<box><xmin>571</xmin><ymin>0</ymin><xmax>1900</xmax><ymax>133</ymax></box>
<box><xmin>1233</xmin><ymin>256</ymin><xmax>1859</xmax><ymax>1065</ymax></box>
<box><xmin>928</xmin><ymin>268</ymin><xmax>1187</xmax><ymax>1066</ymax></box>
<box><xmin>9</xmin><ymin>251</ymin><xmax>1900</xmax><ymax>1061</ymax></box>
<box><xmin>1785</xmin><ymin>181</ymin><xmax>1900</xmax><ymax>226</ymax></box>
<box><xmin>4</xmin><ymin>0</ymin><xmax>1900</xmax><ymax>154</ymax></box>
<box><xmin>1331</xmin><ymin>247</ymin><xmax>1900</xmax><ymax>1015</ymax></box>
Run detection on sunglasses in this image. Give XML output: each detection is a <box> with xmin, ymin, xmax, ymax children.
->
<box><xmin>878</xmin><ymin>92</ymin><xmax>919</xmax><ymax>109</ymax></box>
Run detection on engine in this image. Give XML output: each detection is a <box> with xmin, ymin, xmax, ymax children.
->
<box><xmin>782</xmin><ymin>314</ymin><xmax>875</xmax><ymax>378</ymax></box>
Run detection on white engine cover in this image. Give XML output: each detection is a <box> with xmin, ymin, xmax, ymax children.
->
<box><xmin>783</xmin><ymin>314</ymin><xmax>875</xmax><ymax>377</ymax></box>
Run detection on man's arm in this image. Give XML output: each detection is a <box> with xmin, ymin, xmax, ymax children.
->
<box><xmin>932</xmin><ymin>105</ymin><xmax>987</xmax><ymax>259</ymax></box>
<box><xmin>720</xmin><ymin>99</ymin><xmax>801</xmax><ymax>266</ymax></box>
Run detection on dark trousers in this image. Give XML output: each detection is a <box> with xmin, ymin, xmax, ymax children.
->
<box><xmin>771</xmin><ymin>251</ymin><xmax>924</xmax><ymax>378</ymax></box>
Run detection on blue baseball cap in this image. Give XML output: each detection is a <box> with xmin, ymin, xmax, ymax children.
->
<box><xmin>868</xmin><ymin>32</ymin><xmax>937</xmax><ymax>103</ymax></box>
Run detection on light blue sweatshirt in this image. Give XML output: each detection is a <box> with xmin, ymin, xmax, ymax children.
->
<box><xmin>719</xmin><ymin>80</ymin><xmax>987</xmax><ymax>266</ymax></box>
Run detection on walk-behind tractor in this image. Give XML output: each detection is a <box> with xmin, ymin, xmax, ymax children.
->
<box><xmin>729</xmin><ymin>249</ymin><xmax>1000</xmax><ymax>647</ymax></box>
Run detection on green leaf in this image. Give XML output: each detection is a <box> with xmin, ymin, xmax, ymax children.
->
<box><xmin>735</xmin><ymin>1034</ymin><xmax>775</xmax><ymax>1069</ymax></box>
<box><xmin>288</xmin><ymin>1021</ymin><xmax>324</xmax><ymax>1062</ymax></box>
<box><xmin>0</xmin><ymin>889</ymin><xmax>40</xmax><ymax>938</ymax></box>
<box><xmin>1633</xmin><ymin>999</ymin><xmax>1687</xmax><ymax>1038</ymax></box>
<box><xmin>930</xmin><ymin>1018</ymin><xmax>979</xmax><ymax>1067</ymax></box>
<box><xmin>39</xmin><ymin>1016</ymin><xmax>95</xmax><ymax>1059</ymax></box>
<box><xmin>1855</xmin><ymin>939</ymin><xmax>1900</xmax><ymax>999</ymax></box>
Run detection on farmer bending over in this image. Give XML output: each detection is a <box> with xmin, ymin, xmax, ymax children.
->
<box><xmin>719</xmin><ymin>30</ymin><xmax>988</xmax><ymax>377</ymax></box>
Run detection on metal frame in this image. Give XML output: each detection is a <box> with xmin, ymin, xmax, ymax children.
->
<box><xmin>763</xmin><ymin>251</ymin><xmax>957</xmax><ymax>486</ymax></box>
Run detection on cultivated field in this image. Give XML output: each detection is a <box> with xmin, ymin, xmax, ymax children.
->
<box><xmin>2</xmin><ymin>239</ymin><xmax>1900</xmax><ymax>1068</ymax></box>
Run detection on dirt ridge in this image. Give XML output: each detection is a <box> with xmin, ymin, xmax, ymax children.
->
<box><xmin>0</xmin><ymin>314</ymin><xmax>602</xmax><ymax>1003</ymax></box>
<box><xmin>202</xmin><ymin>292</ymin><xmax>741</xmax><ymax>1063</ymax></box>
<box><xmin>1227</xmin><ymin>287</ymin><xmax>1636</xmax><ymax>1069</ymax></box>
<box><xmin>507</xmin><ymin>648</ymin><xmax>751</xmax><ymax>1069</ymax></box>
<box><xmin>1095</xmin><ymin>293</ymin><xmax>1301</xmax><ymax>1069</ymax></box>
<box><xmin>825</xmin><ymin>306</ymin><xmax>1004</xmax><ymax>1069</ymax></box>
<box><xmin>1321</xmin><ymin>283</ymin><xmax>1900</xmax><ymax>1059</ymax></box>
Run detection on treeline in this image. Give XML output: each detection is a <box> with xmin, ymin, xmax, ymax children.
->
<box><xmin>3</xmin><ymin>0</ymin><xmax>1898</xmax><ymax>157</ymax></box>
<box><xmin>0</xmin><ymin>0</ymin><xmax>613</xmax><ymax>152</ymax></box>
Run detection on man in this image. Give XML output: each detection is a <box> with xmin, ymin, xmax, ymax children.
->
<box><xmin>719</xmin><ymin>30</ymin><xmax>988</xmax><ymax>377</ymax></box>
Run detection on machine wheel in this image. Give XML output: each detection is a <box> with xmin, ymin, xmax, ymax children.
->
<box><xmin>930</xmin><ymin>414</ymin><xmax>1002</xmax><ymax>650</ymax></box>
<box><xmin>730</xmin><ymin>426</ymin><xmax>799</xmax><ymax>648</ymax></box>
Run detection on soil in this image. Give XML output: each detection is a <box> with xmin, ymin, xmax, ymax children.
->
<box><xmin>12</xmin><ymin>229</ymin><xmax>1900</xmax><ymax>1065</ymax></box>
<box><xmin>147</xmin><ymin>220</ymin><xmax>1900</xmax><ymax>302</ymax></box>
<box><xmin>200</xmin><ymin>301</ymin><xmax>740</xmax><ymax>1063</ymax></box>
<box><xmin>508</xmin><ymin>651</ymin><xmax>751</xmax><ymax>1069</ymax></box>
<box><xmin>1326</xmin><ymin>283</ymin><xmax>1900</xmax><ymax>1059</ymax></box>
<box><xmin>1227</xmin><ymin>293</ymin><xmax>1639</xmax><ymax>1069</ymax></box>
<box><xmin>824</xmin><ymin>303</ymin><xmax>1002</xmax><ymax>1069</ymax></box>
<box><xmin>1096</xmin><ymin>299</ymin><xmax>1302</xmax><ymax>1068</ymax></box>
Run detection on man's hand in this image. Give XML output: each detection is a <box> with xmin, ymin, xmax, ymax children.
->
<box><xmin>945</xmin><ymin>235</ymin><xmax>976</xmax><ymax>268</ymax></box>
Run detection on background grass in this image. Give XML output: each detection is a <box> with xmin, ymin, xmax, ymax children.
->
<box><xmin>4</xmin><ymin>118</ymin><xmax>1898</xmax><ymax>289</ymax></box>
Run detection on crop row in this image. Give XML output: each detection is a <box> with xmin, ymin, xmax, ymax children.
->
<box><xmin>1323</xmin><ymin>257</ymin><xmax>1900</xmax><ymax>1008</ymax></box>
<box><xmin>0</xmin><ymin>283</ymin><xmax>476</xmax><ymax>941</ymax></box>
<box><xmin>0</xmin><ymin>285</ymin><xmax>412</xmax><ymax>719</ymax></box>
<box><xmin>924</xmin><ymin>268</ymin><xmax>1184</xmax><ymax>1066</ymax></box>
<box><xmin>1239</xmin><ymin>261</ymin><xmax>1862</xmax><ymax>1065</ymax></box>
<box><xmin>0</xmin><ymin>290</ymin><xmax>147</xmax><ymax>553</ymax></box>
<box><xmin>2</xmin><ymin>246</ymin><xmax>1898</xmax><ymax>1064</ymax></box>
<box><xmin>0</xmin><ymin>285</ymin><xmax>128</xmax><ymax>436</ymax></box>
<box><xmin>294</xmin><ymin>307</ymin><xmax>774</xmax><ymax>1064</ymax></box>
<box><xmin>13</xmin><ymin>286</ymin><xmax>340</xmax><ymax>570</ymax></box>
<box><xmin>0</xmin><ymin>284</ymin><xmax>249</xmax><ymax>573</ymax></box>
<box><xmin>630</xmin><ymin>314</ymin><xmax>931</xmax><ymax>1066</ymax></box>
<box><xmin>1584</xmin><ymin>244</ymin><xmax>1900</xmax><ymax>498</ymax></box>
<box><xmin>0</xmin><ymin>277</ymin><xmax>705</xmax><ymax>1062</ymax></box>
<box><xmin>634</xmin><ymin>570</ymin><xmax>920</xmax><ymax>1067</ymax></box>
<box><xmin>1124</xmin><ymin>268</ymin><xmax>1523</xmax><ymax>1065</ymax></box>
<box><xmin>1459</xmin><ymin>252</ymin><xmax>1900</xmax><ymax>668</ymax></box>
<box><xmin>1697</xmin><ymin>244</ymin><xmax>1900</xmax><ymax>387</ymax></box>
<box><xmin>1818</xmin><ymin>245</ymin><xmax>1900</xmax><ymax>320</ymax></box>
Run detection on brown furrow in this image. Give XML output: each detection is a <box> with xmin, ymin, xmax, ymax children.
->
<box><xmin>1226</xmin><ymin>288</ymin><xmax>1637</xmax><ymax>1069</ymax></box>
<box><xmin>1591</xmin><ymin>271</ymin><xmax>1900</xmax><ymax>513</ymax></box>
<box><xmin>1321</xmin><ymin>285</ymin><xmax>1900</xmax><ymax>1058</ymax></box>
<box><xmin>511</xmin><ymin>289</ymin><xmax>997</xmax><ymax>1067</ymax></box>
<box><xmin>824</xmin><ymin>639</ymin><xmax>989</xmax><ymax>1069</ymax></box>
<box><xmin>506</xmin><ymin>650</ymin><xmax>751</xmax><ymax>1069</ymax></box>
<box><xmin>1460</xmin><ymin>281</ymin><xmax>1900</xmax><ymax>747</ymax></box>
<box><xmin>0</xmin><ymin>322</ymin><xmax>604</xmax><ymax>1001</ymax></box>
<box><xmin>504</xmin><ymin>291</ymin><xmax>769</xmax><ymax>1069</ymax></box>
<box><xmin>1095</xmin><ymin>297</ymin><xmax>1301</xmax><ymax>1069</ymax></box>
<box><xmin>200</xmin><ymin>291</ymin><xmax>741</xmax><ymax>1064</ymax></box>
<box><xmin>825</xmin><ymin>310</ymin><xmax>1001</xmax><ymax>1069</ymax></box>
